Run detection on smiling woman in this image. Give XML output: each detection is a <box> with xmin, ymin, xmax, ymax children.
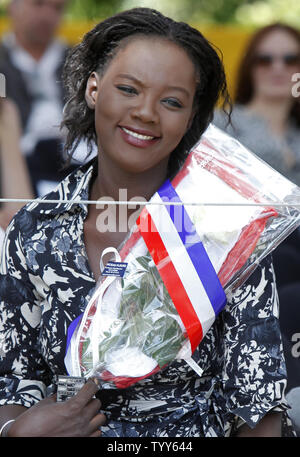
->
<box><xmin>85</xmin><ymin>38</ymin><xmax>197</xmax><ymax>177</ymax></box>
<box><xmin>62</xmin><ymin>10</ymin><xmax>229</xmax><ymax>178</ymax></box>
<box><xmin>0</xmin><ymin>8</ymin><xmax>294</xmax><ymax>438</ymax></box>
<box><xmin>80</xmin><ymin>37</ymin><xmax>199</xmax><ymax>279</ymax></box>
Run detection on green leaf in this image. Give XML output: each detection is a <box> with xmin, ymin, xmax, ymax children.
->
<box><xmin>82</xmin><ymin>253</ymin><xmax>188</xmax><ymax>377</ymax></box>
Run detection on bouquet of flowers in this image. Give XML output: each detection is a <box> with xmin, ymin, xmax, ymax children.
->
<box><xmin>65</xmin><ymin>124</ymin><xmax>300</xmax><ymax>388</ymax></box>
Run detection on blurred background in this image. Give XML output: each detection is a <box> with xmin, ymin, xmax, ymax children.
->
<box><xmin>1</xmin><ymin>0</ymin><xmax>300</xmax><ymax>99</ymax></box>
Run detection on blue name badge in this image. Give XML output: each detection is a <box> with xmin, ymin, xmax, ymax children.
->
<box><xmin>101</xmin><ymin>261</ymin><xmax>128</xmax><ymax>278</ymax></box>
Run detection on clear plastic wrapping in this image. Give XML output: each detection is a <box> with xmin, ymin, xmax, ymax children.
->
<box><xmin>65</xmin><ymin>124</ymin><xmax>300</xmax><ymax>388</ymax></box>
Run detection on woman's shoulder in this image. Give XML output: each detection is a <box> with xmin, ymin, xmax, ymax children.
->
<box><xmin>5</xmin><ymin>158</ymin><xmax>98</xmax><ymax>242</ymax></box>
<box><xmin>24</xmin><ymin>159</ymin><xmax>96</xmax><ymax>216</ymax></box>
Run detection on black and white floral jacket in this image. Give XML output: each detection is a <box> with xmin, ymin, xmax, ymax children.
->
<box><xmin>0</xmin><ymin>159</ymin><xmax>294</xmax><ymax>436</ymax></box>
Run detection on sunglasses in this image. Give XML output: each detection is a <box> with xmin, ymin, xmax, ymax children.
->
<box><xmin>253</xmin><ymin>53</ymin><xmax>300</xmax><ymax>67</ymax></box>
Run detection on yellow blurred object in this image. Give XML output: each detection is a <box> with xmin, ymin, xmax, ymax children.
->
<box><xmin>0</xmin><ymin>17</ymin><xmax>254</xmax><ymax>100</ymax></box>
<box><xmin>196</xmin><ymin>24</ymin><xmax>253</xmax><ymax>100</ymax></box>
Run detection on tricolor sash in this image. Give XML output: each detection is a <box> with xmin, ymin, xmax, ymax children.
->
<box><xmin>137</xmin><ymin>179</ymin><xmax>227</xmax><ymax>353</ymax></box>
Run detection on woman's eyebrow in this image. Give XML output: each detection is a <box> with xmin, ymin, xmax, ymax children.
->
<box><xmin>116</xmin><ymin>73</ymin><xmax>142</xmax><ymax>84</ymax></box>
<box><xmin>116</xmin><ymin>73</ymin><xmax>191</xmax><ymax>97</ymax></box>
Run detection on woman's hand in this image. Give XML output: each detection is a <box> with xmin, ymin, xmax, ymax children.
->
<box><xmin>236</xmin><ymin>412</ymin><xmax>282</xmax><ymax>437</ymax></box>
<box><xmin>7</xmin><ymin>379</ymin><xmax>106</xmax><ymax>437</ymax></box>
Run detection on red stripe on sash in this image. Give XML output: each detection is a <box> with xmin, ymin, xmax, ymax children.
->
<box><xmin>137</xmin><ymin>208</ymin><xmax>203</xmax><ymax>353</ymax></box>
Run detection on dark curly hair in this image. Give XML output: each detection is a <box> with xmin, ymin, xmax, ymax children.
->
<box><xmin>62</xmin><ymin>7</ymin><xmax>231</xmax><ymax>177</ymax></box>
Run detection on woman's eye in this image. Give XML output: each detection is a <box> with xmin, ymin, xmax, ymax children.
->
<box><xmin>116</xmin><ymin>85</ymin><xmax>138</xmax><ymax>95</ymax></box>
<box><xmin>162</xmin><ymin>98</ymin><xmax>183</xmax><ymax>109</ymax></box>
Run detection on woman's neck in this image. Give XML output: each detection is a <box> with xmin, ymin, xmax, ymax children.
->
<box><xmin>92</xmin><ymin>156</ymin><xmax>169</xmax><ymax>203</ymax></box>
<box><xmin>246</xmin><ymin>96</ymin><xmax>293</xmax><ymax>137</ymax></box>
<box><xmin>85</xmin><ymin>154</ymin><xmax>169</xmax><ymax>240</ymax></box>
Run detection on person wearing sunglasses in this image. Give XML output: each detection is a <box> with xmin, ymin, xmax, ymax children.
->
<box><xmin>214</xmin><ymin>22</ymin><xmax>300</xmax><ymax>185</ymax></box>
<box><xmin>214</xmin><ymin>22</ymin><xmax>300</xmax><ymax>437</ymax></box>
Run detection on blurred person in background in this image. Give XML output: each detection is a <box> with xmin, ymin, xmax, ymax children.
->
<box><xmin>0</xmin><ymin>98</ymin><xmax>33</xmax><ymax>247</ymax></box>
<box><xmin>0</xmin><ymin>0</ymin><xmax>80</xmax><ymax>197</ymax></box>
<box><xmin>214</xmin><ymin>23</ymin><xmax>300</xmax><ymax>186</ymax></box>
<box><xmin>213</xmin><ymin>22</ymin><xmax>300</xmax><ymax>436</ymax></box>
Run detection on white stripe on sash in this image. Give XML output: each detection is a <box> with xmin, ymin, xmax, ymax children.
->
<box><xmin>147</xmin><ymin>194</ymin><xmax>216</xmax><ymax>335</ymax></box>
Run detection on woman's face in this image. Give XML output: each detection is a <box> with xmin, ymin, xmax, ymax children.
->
<box><xmin>85</xmin><ymin>37</ymin><xmax>197</xmax><ymax>175</ymax></box>
<box><xmin>251</xmin><ymin>29</ymin><xmax>300</xmax><ymax>101</ymax></box>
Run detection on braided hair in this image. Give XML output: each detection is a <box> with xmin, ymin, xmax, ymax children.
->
<box><xmin>62</xmin><ymin>7</ymin><xmax>231</xmax><ymax>177</ymax></box>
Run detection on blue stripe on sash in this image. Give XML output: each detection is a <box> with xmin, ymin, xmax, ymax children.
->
<box><xmin>157</xmin><ymin>179</ymin><xmax>226</xmax><ymax>316</ymax></box>
<box><xmin>65</xmin><ymin>313</ymin><xmax>83</xmax><ymax>373</ymax></box>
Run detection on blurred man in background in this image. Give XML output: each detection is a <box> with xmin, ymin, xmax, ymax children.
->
<box><xmin>0</xmin><ymin>0</ymin><xmax>79</xmax><ymax>197</ymax></box>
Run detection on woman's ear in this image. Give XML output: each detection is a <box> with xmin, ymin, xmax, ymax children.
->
<box><xmin>85</xmin><ymin>72</ymin><xmax>100</xmax><ymax>109</ymax></box>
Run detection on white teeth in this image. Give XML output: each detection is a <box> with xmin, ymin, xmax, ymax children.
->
<box><xmin>122</xmin><ymin>127</ymin><xmax>155</xmax><ymax>140</ymax></box>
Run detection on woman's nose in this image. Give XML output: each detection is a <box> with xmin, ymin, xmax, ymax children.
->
<box><xmin>131</xmin><ymin>95</ymin><xmax>159</xmax><ymax>124</ymax></box>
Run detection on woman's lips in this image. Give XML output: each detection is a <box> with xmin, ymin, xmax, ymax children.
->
<box><xmin>119</xmin><ymin>126</ymin><xmax>160</xmax><ymax>148</ymax></box>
